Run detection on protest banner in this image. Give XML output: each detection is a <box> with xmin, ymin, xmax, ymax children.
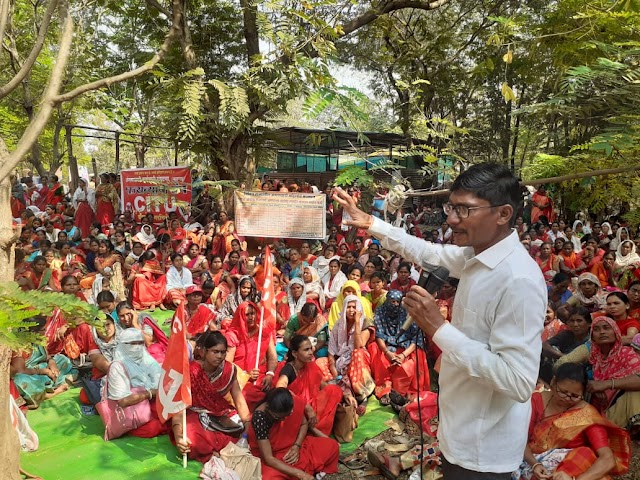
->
<box><xmin>234</xmin><ymin>191</ymin><xmax>326</xmax><ymax>239</ymax></box>
<box><xmin>120</xmin><ymin>167</ymin><xmax>192</xmax><ymax>223</ymax></box>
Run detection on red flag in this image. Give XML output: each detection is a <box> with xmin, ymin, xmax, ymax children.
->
<box><xmin>261</xmin><ymin>246</ymin><xmax>277</xmax><ymax>331</ymax></box>
<box><xmin>156</xmin><ymin>303</ymin><xmax>192</xmax><ymax>423</ymax></box>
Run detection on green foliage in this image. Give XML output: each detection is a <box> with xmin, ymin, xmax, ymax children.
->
<box><xmin>0</xmin><ymin>283</ymin><xmax>105</xmax><ymax>350</ymax></box>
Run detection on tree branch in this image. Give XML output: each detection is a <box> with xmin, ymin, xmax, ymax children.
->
<box><xmin>0</xmin><ymin>0</ymin><xmax>59</xmax><ymax>100</ymax></box>
<box><xmin>144</xmin><ymin>0</ymin><xmax>171</xmax><ymax>18</ymax></box>
<box><xmin>340</xmin><ymin>0</ymin><xmax>451</xmax><ymax>36</ymax></box>
<box><xmin>0</xmin><ymin>0</ymin><xmax>9</xmax><ymax>49</ymax></box>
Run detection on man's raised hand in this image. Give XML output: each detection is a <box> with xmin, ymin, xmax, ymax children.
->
<box><xmin>331</xmin><ymin>187</ymin><xmax>373</xmax><ymax>230</ymax></box>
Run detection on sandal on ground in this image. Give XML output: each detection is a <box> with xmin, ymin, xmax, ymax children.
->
<box><xmin>366</xmin><ymin>450</ymin><xmax>398</xmax><ymax>480</ymax></box>
<box><xmin>379</xmin><ymin>394</ymin><xmax>391</xmax><ymax>406</ymax></box>
<box><xmin>340</xmin><ymin>452</ymin><xmax>368</xmax><ymax>470</ymax></box>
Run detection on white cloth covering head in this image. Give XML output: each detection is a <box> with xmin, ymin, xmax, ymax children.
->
<box><xmin>615</xmin><ymin>239</ymin><xmax>640</xmax><ymax>268</ymax></box>
<box><xmin>113</xmin><ymin>328</ymin><xmax>161</xmax><ymax>391</ymax></box>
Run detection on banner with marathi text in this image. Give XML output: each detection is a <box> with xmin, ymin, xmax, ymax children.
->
<box><xmin>234</xmin><ymin>191</ymin><xmax>326</xmax><ymax>239</ymax></box>
<box><xmin>120</xmin><ymin>167</ymin><xmax>192</xmax><ymax>223</ymax></box>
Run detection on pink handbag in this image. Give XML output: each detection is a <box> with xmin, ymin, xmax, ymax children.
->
<box><xmin>95</xmin><ymin>362</ymin><xmax>152</xmax><ymax>441</ymax></box>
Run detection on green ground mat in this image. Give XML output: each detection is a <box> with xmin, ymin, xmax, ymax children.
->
<box><xmin>19</xmin><ymin>310</ymin><xmax>395</xmax><ymax>478</ymax></box>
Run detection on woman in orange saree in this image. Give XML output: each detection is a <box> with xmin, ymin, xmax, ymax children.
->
<box><xmin>530</xmin><ymin>185</ymin><xmax>554</xmax><ymax>224</ymax></box>
<box><xmin>128</xmin><ymin>250</ymin><xmax>167</xmax><ymax>311</ymax></box>
<box><xmin>211</xmin><ymin>211</ymin><xmax>235</xmax><ymax>257</ymax></box>
<box><xmin>275</xmin><ymin>335</ymin><xmax>343</xmax><ymax>437</ymax></box>
<box><xmin>513</xmin><ymin>363</ymin><xmax>630</xmax><ymax>480</ymax></box>
<box><xmin>248</xmin><ymin>388</ymin><xmax>339</xmax><ymax>480</ymax></box>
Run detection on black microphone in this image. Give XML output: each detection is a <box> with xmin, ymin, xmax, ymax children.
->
<box><xmin>398</xmin><ymin>266</ymin><xmax>450</xmax><ymax>336</ymax></box>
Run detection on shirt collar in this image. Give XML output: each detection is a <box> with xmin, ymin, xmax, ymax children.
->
<box><xmin>470</xmin><ymin>229</ymin><xmax>520</xmax><ymax>269</ymax></box>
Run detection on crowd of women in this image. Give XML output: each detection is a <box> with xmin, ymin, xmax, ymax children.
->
<box><xmin>8</xmin><ymin>174</ymin><xmax>640</xmax><ymax>480</ymax></box>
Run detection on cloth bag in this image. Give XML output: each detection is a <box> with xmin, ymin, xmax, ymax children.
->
<box><xmin>95</xmin><ymin>361</ymin><xmax>152</xmax><ymax>440</ymax></box>
<box><xmin>10</xmin><ymin>396</ymin><xmax>38</xmax><ymax>451</ymax></box>
<box><xmin>200</xmin><ymin>455</ymin><xmax>241</xmax><ymax>480</ymax></box>
<box><xmin>219</xmin><ymin>442</ymin><xmax>262</xmax><ymax>480</ymax></box>
<box><xmin>333</xmin><ymin>403</ymin><xmax>358</xmax><ymax>443</ymax></box>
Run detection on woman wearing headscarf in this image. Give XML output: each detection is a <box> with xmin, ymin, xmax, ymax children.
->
<box><xmin>318</xmin><ymin>295</ymin><xmax>375</xmax><ymax>416</ymax></box>
<box><xmin>613</xmin><ymin>239</ymin><xmax>640</xmax><ymax>290</ymax></box>
<box><xmin>368</xmin><ymin>291</ymin><xmax>430</xmax><ymax>406</ymax></box>
<box><xmin>224</xmin><ymin>301</ymin><xmax>278</xmax><ymax>410</ymax></box>
<box><xmin>285</xmin><ymin>278</ymin><xmax>307</xmax><ymax>322</ymax></box>
<box><xmin>610</xmin><ymin>226</ymin><xmax>630</xmax><ymax>253</ymax></box>
<box><xmin>284</xmin><ymin>302</ymin><xmax>329</xmax><ymax>358</ymax></box>
<box><xmin>312</xmin><ymin>245</ymin><xmax>338</xmax><ymax>281</ymax></box>
<box><xmin>218</xmin><ymin>275</ymin><xmax>260</xmax><ymax>330</ymax></box>
<box><xmin>102</xmin><ymin>328</ymin><xmax>167</xmax><ymax>438</ymax></box>
<box><xmin>322</xmin><ymin>258</ymin><xmax>347</xmax><ymax>310</ymax></box>
<box><xmin>586</xmin><ymin>316</ymin><xmax>640</xmax><ymax>429</ymax></box>
<box><xmin>559</xmin><ymin>272</ymin><xmax>607</xmax><ymax>319</ymax></box>
<box><xmin>302</xmin><ymin>265</ymin><xmax>325</xmax><ymax>310</ymax></box>
<box><xmin>132</xmin><ymin>224</ymin><xmax>157</xmax><ymax>248</ymax></box>
<box><xmin>327</xmin><ymin>280</ymin><xmax>373</xmax><ymax>330</ymax></box>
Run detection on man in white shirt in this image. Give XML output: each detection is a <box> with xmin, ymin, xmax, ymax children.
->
<box><xmin>333</xmin><ymin>163</ymin><xmax>546</xmax><ymax>479</ymax></box>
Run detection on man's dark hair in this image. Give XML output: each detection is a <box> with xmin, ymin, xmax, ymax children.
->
<box><xmin>450</xmin><ymin>163</ymin><xmax>522</xmax><ymax>227</ymax></box>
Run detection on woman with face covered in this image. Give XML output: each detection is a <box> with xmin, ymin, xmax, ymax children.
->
<box><xmin>102</xmin><ymin>328</ymin><xmax>167</xmax><ymax>438</ymax></box>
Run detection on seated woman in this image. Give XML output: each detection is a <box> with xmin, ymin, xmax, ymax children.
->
<box><xmin>313</xmin><ymin>245</ymin><xmax>338</xmax><ymax>282</ymax></box>
<box><xmin>275</xmin><ymin>335</ymin><xmax>343</xmax><ymax>437</ymax></box>
<box><xmin>389</xmin><ymin>262</ymin><xmax>417</xmax><ymax>294</ymax></box>
<box><xmin>222</xmin><ymin>250</ymin><xmax>248</xmax><ymax>284</ymax></box>
<box><xmin>589</xmin><ymin>250</ymin><xmax>615</xmax><ymax>290</ymax></box>
<box><xmin>225</xmin><ymin>301</ymin><xmax>277</xmax><ymax>410</ymax></box>
<box><xmin>284</xmin><ymin>303</ymin><xmax>329</xmax><ymax>358</ymax></box>
<box><xmin>127</xmin><ymin>250</ymin><xmax>167</xmax><ymax>312</ymax></box>
<box><xmin>183</xmin><ymin>243</ymin><xmax>209</xmax><ymax>284</ymax></box>
<box><xmin>347</xmin><ymin>264</ymin><xmax>369</xmax><ymax>294</ymax></box>
<box><xmin>165</xmin><ymin>253</ymin><xmax>194</xmax><ymax>308</ymax></box>
<box><xmin>322</xmin><ymin>258</ymin><xmax>347</xmax><ymax>310</ymax></box>
<box><xmin>558</xmin><ymin>272</ymin><xmax>606</xmax><ymax>320</ymax></box>
<box><xmin>11</xmin><ymin>315</ymin><xmax>75</xmax><ymax>407</ymax></box>
<box><xmin>613</xmin><ymin>239</ymin><xmax>640</xmax><ymax>290</ymax></box>
<box><xmin>218</xmin><ymin>275</ymin><xmax>260</xmax><ymax>328</ymax></box>
<box><xmin>282</xmin><ymin>248</ymin><xmax>307</xmax><ymax>282</ymax></box>
<box><xmin>604</xmin><ymin>291</ymin><xmax>640</xmax><ymax>345</ymax></box>
<box><xmin>513</xmin><ymin>362</ymin><xmax>630</xmax><ymax>480</ymax></box>
<box><xmin>586</xmin><ymin>316</ymin><xmax>640</xmax><ymax>430</ymax></box>
<box><xmin>184</xmin><ymin>285</ymin><xmax>218</xmax><ymax>337</ymax></box>
<box><xmin>131</xmin><ymin>224</ymin><xmax>156</xmax><ymax>249</ymax></box>
<box><xmin>541</xmin><ymin>304</ymin><xmax>566</xmax><ymax>343</ymax></box>
<box><xmin>327</xmin><ymin>280</ymin><xmax>374</xmax><ymax>330</ymax></box>
<box><xmin>628</xmin><ymin>281</ymin><xmax>640</xmax><ymax>321</ymax></box>
<box><xmin>560</xmin><ymin>240</ymin><xmax>587</xmax><ymax>278</ymax></box>
<box><xmin>536</xmin><ymin>242</ymin><xmax>562</xmax><ymax>285</ymax></box>
<box><xmin>203</xmin><ymin>255</ymin><xmax>234</xmax><ymax>309</ymax></box>
<box><xmin>301</xmin><ymin>266</ymin><xmax>325</xmax><ymax>311</ymax></box>
<box><xmin>318</xmin><ymin>295</ymin><xmax>375</xmax><ymax>416</ymax></box>
<box><xmin>540</xmin><ymin>306</ymin><xmax>591</xmax><ymax>384</ymax></box>
<box><xmin>103</xmin><ymin>329</ymin><xmax>167</xmax><ymax>438</ymax></box>
<box><xmin>59</xmin><ymin>241</ymin><xmax>87</xmax><ymax>277</ymax></box>
<box><xmin>281</xmin><ymin>278</ymin><xmax>310</xmax><ymax>328</ymax></box>
<box><xmin>171</xmin><ymin>331</ymin><xmax>250</xmax><ymax>463</ymax></box>
<box><xmin>124</xmin><ymin>242</ymin><xmax>145</xmax><ymax>273</ymax></box>
<box><xmin>248</xmin><ymin>388</ymin><xmax>339</xmax><ymax>480</ymax></box>
<box><xmin>368</xmin><ymin>290</ymin><xmax>430</xmax><ymax>405</ymax></box>
<box><xmin>365</xmin><ymin>271</ymin><xmax>388</xmax><ymax>312</ymax></box>
<box><xmin>116</xmin><ymin>302</ymin><xmax>168</xmax><ymax>365</ymax></box>
<box><xmin>16</xmin><ymin>255</ymin><xmax>57</xmax><ymax>291</ymax></box>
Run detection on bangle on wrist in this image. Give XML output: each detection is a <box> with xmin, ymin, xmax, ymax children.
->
<box><xmin>531</xmin><ymin>462</ymin><xmax>542</xmax><ymax>471</ymax></box>
<box><xmin>294</xmin><ymin>442</ymin><xmax>301</xmax><ymax>448</ymax></box>
<box><xmin>266</xmin><ymin>371</ymin><xmax>274</xmax><ymax>377</ymax></box>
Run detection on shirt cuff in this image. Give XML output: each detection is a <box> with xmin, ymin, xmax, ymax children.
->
<box><xmin>368</xmin><ymin>216</ymin><xmax>393</xmax><ymax>239</ymax></box>
<box><xmin>432</xmin><ymin>322</ymin><xmax>468</xmax><ymax>353</ymax></box>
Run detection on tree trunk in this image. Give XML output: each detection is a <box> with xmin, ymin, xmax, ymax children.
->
<box><xmin>66</xmin><ymin>125</ymin><xmax>79</xmax><ymax>191</ymax></box>
<box><xmin>135</xmin><ymin>138</ymin><xmax>146</xmax><ymax>168</ymax></box>
<box><xmin>0</xmin><ymin>174</ymin><xmax>21</xmax><ymax>480</ymax></box>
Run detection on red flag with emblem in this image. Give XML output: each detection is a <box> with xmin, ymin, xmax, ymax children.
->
<box><xmin>261</xmin><ymin>245</ymin><xmax>277</xmax><ymax>331</ymax></box>
<box><xmin>156</xmin><ymin>303</ymin><xmax>192</xmax><ymax>423</ymax></box>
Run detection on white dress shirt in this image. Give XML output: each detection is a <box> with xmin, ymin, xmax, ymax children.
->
<box><xmin>368</xmin><ymin>217</ymin><xmax>546</xmax><ymax>473</ymax></box>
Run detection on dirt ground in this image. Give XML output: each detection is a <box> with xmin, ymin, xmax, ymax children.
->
<box><xmin>327</xmin><ymin>430</ymin><xmax>640</xmax><ymax>480</ymax></box>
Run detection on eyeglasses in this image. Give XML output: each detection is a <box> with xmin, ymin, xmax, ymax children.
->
<box><xmin>443</xmin><ymin>203</ymin><xmax>501</xmax><ymax>219</ymax></box>
<box><xmin>207</xmin><ymin>348</ymin><xmax>227</xmax><ymax>356</ymax></box>
<box><xmin>555</xmin><ymin>385</ymin><xmax>583</xmax><ymax>401</ymax></box>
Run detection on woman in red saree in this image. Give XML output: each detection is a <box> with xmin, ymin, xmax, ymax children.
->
<box><xmin>560</xmin><ymin>241</ymin><xmax>587</xmax><ymax>278</ymax></box>
<box><xmin>368</xmin><ymin>290</ymin><xmax>430</xmax><ymax>405</ymax></box>
<box><xmin>16</xmin><ymin>256</ymin><xmax>57</xmax><ymax>291</ymax></box>
<box><xmin>530</xmin><ymin>185</ymin><xmax>554</xmax><ymax>224</ymax></box>
<box><xmin>275</xmin><ymin>335</ymin><xmax>343</xmax><ymax>437</ymax></box>
<box><xmin>128</xmin><ymin>250</ymin><xmax>167</xmax><ymax>312</ymax></box>
<box><xmin>184</xmin><ymin>285</ymin><xmax>218</xmax><ymax>337</ymax></box>
<box><xmin>95</xmin><ymin>173</ymin><xmax>118</xmax><ymax>226</ymax></box>
<box><xmin>224</xmin><ymin>301</ymin><xmax>278</xmax><ymax>410</ymax></box>
<box><xmin>212</xmin><ymin>211</ymin><xmax>236</xmax><ymax>257</ymax></box>
<box><xmin>204</xmin><ymin>255</ymin><xmax>234</xmax><ymax>309</ymax></box>
<box><xmin>513</xmin><ymin>363</ymin><xmax>629</xmax><ymax>480</ymax></box>
<box><xmin>536</xmin><ymin>242</ymin><xmax>562</xmax><ymax>285</ymax></box>
<box><xmin>171</xmin><ymin>331</ymin><xmax>250</xmax><ymax>463</ymax></box>
<box><xmin>248</xmin><ymin>388</ymin><xmax>339</xmax><ymax>480</ymax></box>
<box><xmin>586</xmin><ymin>316</ymin><xmax>640</xmax><ymax>429</ymax></box>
